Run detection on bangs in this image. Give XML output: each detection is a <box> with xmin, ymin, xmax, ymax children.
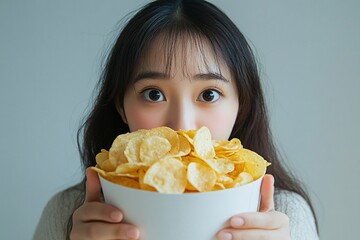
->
<box><xmin>132</xmin><ymin>27</ymin><xmax>228</xmax><ymax>81</ymax></box>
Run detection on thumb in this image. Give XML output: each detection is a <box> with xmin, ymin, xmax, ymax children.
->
<box><xmin>85</xmin><ymin>167</ymin><xmax>102</xmax><ymax>202</ymax></box>
<box><xmin>259</xmin><ymin>174</ymin><xmax>275</xmax><ymax>212</ymax></box>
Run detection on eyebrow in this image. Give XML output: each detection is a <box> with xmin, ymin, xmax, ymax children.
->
<box><xmin>134</xmin><ymin>71</ymin><xmax>229</xmax><ymax>82</ymax></box>
<box><xmin>194</xmin><ymin>72</ymin><xmax>229</xmax><ymax>82</ymax></box>
<box><xmin>134</xmin><ymin>71</ymin><xmax>169</xmax><ymax>82</ymax></box>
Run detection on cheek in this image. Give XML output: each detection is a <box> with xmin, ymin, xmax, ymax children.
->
<box><xmin>124</xmin><ymin>105</ymin><xmax>166</xmax><ymax>132</ymax></box>
<box><xmin>200</xmin><ymin>104</ymin><xmax>239</xmax><ymax>140</ymax></box>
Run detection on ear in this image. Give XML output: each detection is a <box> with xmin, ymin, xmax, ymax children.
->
<box><xmin>115</xmin><ymin>104</ymin><xmax>128</xmax><ymax>124</ymax></box>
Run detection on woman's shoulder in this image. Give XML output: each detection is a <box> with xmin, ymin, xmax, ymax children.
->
<box><xmin>46</xmin><ymin>182</ymin><xmax>85</xmax><ymax>220</ymax></box>
<box><xmin>49</xmin><ymin>183</ymin><xmax>84</xmax><ymax>207</ymax></box>
<box><xmin>274</xmin><ymin>188</ymin><xmax>313</xmax><ymax>214</ymax></box>
<box><xmin>274</xmin><ymin>188</ymin><xmax>319</xmax><ymax>240</ymax></box>
<box><xmin>274</xmin><ymin>188</ymin><xmax>308</xmax><ymax>205</ymax></box>
<box><xmin>42</xmin><ymin>183</ymin><xmax>85</xmax><ymax>217</ymax></box>
<box><xmin>33</xmin><ymin>183</ymin><xmax>85</xmax><ymax>240</ymax></box>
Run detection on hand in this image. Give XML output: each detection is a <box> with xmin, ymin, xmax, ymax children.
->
<box><xmin>70</xmin><ymin>167</ymin><xmax>140</xmax><ymax>239</ymax></box>
<box><xmin>217</xmin><ymin>174</ymin><xmax>290</xmax><ymax>240</ymax></box>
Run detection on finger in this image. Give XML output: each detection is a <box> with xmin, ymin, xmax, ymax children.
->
<box><xmin>75</xmin><ymin>222</ymin><xmax>139</xmax><ymax>240</ymax></box>
<box><xmin>85</xmin><ymin>167</ymin><xmax>102</xmax><ymax>202</ymax></box>
<box><xmin>229</xmin><ymin>211</ymin><xmax>289</xmax><ymax>230</ymax></box>
<box><xmin>217</xmin><ymin>227</ymin><xmax>289</xmax><ymax>240</ymax></box>
<box><xmin>259</xmin><ymin>174</ymin><xmax>275</xmax><ymax>212</ymax></box>
<box><xmin>73</xmin><ymin>202</ymin><xmax>123</xmax><ymax>223</ymax></box>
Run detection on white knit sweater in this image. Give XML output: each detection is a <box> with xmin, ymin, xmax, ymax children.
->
<box><xmin>33</xmin><ymin>186</ymin><xmax>319</xmax><ymax>240</ymax></box>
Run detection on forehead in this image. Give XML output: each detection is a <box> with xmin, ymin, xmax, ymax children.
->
<box><xmin>134</xmin><ymin>33</ymin><xmax>231</xmax><ymax>78</ymax></box>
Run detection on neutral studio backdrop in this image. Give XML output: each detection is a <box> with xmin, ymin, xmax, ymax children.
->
<box><xmin>1</xmin><ymin>0</ymin><xmax>359</xmax><ymax>239</ymax></box>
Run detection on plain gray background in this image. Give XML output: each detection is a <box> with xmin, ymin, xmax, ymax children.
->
<box><xmin>1</xmin><ymin>0</ymin><xmax>359</xmax><ymax>239</ymax></box>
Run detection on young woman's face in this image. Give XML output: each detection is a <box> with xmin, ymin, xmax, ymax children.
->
<box><xmin>119</xmin><ymin>36</ymin><xmax>239</xmax><ymax>140</ymax></box>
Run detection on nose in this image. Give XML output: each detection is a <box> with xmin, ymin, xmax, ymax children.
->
<box><xmin>167</xmin><ymin>100</ymin><xmax>197</xmax><ymax>131</ymax></box>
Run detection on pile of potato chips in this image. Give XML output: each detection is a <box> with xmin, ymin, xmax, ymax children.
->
<box><xmin>92</xmin><ymin>126</ymin><xmax>270</xmax><ymax>194</ymax></box>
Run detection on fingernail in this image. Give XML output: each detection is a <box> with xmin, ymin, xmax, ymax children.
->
<box><xmin>231</xmin><ymin>217</ymin><xmax>244</xmax><ymax>227</ymax></box>
<box><xmin>127</xmin><ymin>228</ymin><xmax>139</xmax><ymax>238</ymax></box>
<box><xmin>110</xmin><ymin>211</ymin><xmax>122</xmax><ymax>221</ymax></box>
<box><xmin>218</xmin><ymin>231</ymin><xmax>232</xmax><ymax>240</ymax></box>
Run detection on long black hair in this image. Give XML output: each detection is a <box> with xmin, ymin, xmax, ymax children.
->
<box><xmin>70</xmin><ymin>0</ymin><xmax>318</xmax><ymax>235</ymax></box>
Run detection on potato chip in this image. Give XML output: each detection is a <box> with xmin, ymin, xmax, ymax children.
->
<box><xmin>96</xmin><ymin>149</ymin><xmax>109</xmax><ymax>166</ymax></box>
<box><xmin>212</xmin><ymin>139</ymin><xmax>227</xmax><ymax>148</ymax></box>
<box><xmin>227</xmin><ymin>162</ymin><xmax>245</xmax><ymax>179</ymax></box>
<box><xmin>231</xmin><ymin>172</ymin><xmax>254</xmax><ymax>187</ymax></box>
<box><xmin>200</xmin><ymin>157</ymin><xmax>234</xmax><ymax>174</ymax></box>
<box><xmin>109</xmin><ymin>131</ymin><xmax>145</xmax><ymax>165</ymax></box>
<box><xmin>139</xmin><ymin>168</ymin><xmax>156</xmax><ymax>191</ymax></box>
<box><xmin>175</xmin><ymin>134</ymin><xmax>191</xmax><ymax>156</ymax></box>
<box><xmin>217</xmin><ymin>174</ymin><xmax>234</xmax><ymax>185</ymax></box>
<box><xmin>124</xmin><ymin>135</ymin><xmax>145</xmax><ymax>163</ymax></box>
<box><xmin>225</xmin><ymin>152</ymin><xmax>245</xmax><ymax>164</ymax></box>
<box><xmin>147</xmin><ymin>127</ymin><xmax>180</xmax><ymax>155</ymax></box>
<box><xmin>100</xmin><ymin>160</ymin><xmax>117</xmax><ymax>172</ymax></box>
<box><xmin>144</xmin><ymin>158</ymin><xmax>187</xmax><ymax>193</ymax></box>
<box><xmin>115</xmin><ymin>162</ymin><xmax>146</xmax><ymax>174</ymax></box>
<box><xmin>95</xmin><ymin>126</ymin><xmax>270</xmax><ymax>193</ymax></box>
<box><xmin>140</xmin><ymin>136</ymin><xmax>171</xmax><ymax>165</ymax></box>
<box><xmin>177</xmin><ymin>129</ymin><xmax>196</xmax><ymax>145</ymax></box>
<box><xmin>193</xmin><ymin>126</ymin><xmax>215</xmax><ymax>160</ymax></box>
<box><xmin>213</xmin><ymin>182</ymin><xmax>226</xmax><ymax>191</ymax></box>
<box><xmin>110</xmin><ymin>176</ymin><xmax>141</xmax><ymax>189</ymax></box>
<box><xmin>91</xmin><ymin>166</ymin><xmax>139</xmax><ymax>180</ymax></box>
<box><xmin>187</xmin><ymin>162</ymin><xmax>217</xmax><ymax>192</ymax></box>
<box><xmin>185</xmin><ymin>181</ymin><xmax>197</xmax><ymax>192</ymax></box>
<box><xmin>90</xmin><ymin>166</ymin><xmax>107</xmax><ymax>177</ymax></box>
<box><xmin>180</xmin><ymin>155</ymin><xmax>196</xmax><ymax>166</ymax></box>
<box><xmin>238</xmin><ymin>148</ymin><xmax>269</xmax><ymax>180</ymax></box>
<box><xmin>213</xmin><ymin>138</ymin><xmax>242</xmax><ymax>150</ymax></box>
<box><xmin>95</xmin><ymin>149</ymin><xmax>116</xmax><ymax>171</ymax></box>
<box><xmin>112</xmin><ymin>172</ymin><xmax>139</xmax><ymax>178</ymax></box>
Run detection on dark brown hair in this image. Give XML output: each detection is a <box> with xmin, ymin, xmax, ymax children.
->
<box><xmin>68</xmin><ymin>0</ymin><xmax>318</xmax><ymax>236</ymax></box>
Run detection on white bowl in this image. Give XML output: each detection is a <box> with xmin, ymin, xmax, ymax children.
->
<box><xmin>99</xmin><ymin>174</ymin><xmax>263</xmax><ymax>240</ymax></box>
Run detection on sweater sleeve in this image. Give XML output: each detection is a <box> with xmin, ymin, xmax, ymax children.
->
<box><xmin>33</xmin><ymin>187</ymin><xmax>83</xmax><ymax>240</ymax></box>
<box><xmin>274</xmin><ymin>189</ymin><xmax>319</xmax><ymax>240</ymax></box>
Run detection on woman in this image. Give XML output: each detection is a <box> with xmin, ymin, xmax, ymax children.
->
<box><xmin>34</xmin><ymin>1</ymin><xmax>319</xmax><ymax>239</ymax></box>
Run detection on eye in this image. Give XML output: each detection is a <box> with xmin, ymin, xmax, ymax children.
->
<box><xmin>198</xmin><ymin>89</ymin><xmax>221</xmax><ymax>102</ymax></box>
<box><xmin>142</xmin><ymin>88</ymin><xmax>165</xmax><ymax>102</ymax></box>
